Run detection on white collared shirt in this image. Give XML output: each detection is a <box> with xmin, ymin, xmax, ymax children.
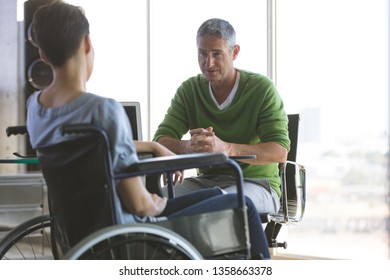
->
<box><xmin>209</xmin><ymin>71</ymin><xmax>240</xmax><ymax>110</ymax></box>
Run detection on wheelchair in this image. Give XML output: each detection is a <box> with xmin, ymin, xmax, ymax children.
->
<box><xmin>0</xmin><ymin>124</ymin><xmax>250</xmax><ymax>260</ymax></box>
<box><xmin>1</xmin><ymin>114</ymin><xmax>306</xmax><ymax>259</ymax></box>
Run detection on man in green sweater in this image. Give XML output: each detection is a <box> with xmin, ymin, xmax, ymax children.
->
<box><xmin>153</xmin><ymin>18</ymin><xmax>290</xmax><ymax>213</ymax></box>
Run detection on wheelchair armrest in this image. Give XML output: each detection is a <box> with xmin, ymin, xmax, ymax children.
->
<box><xmin>60</xmin><ymin>124</ymin><xmax>247</xmax><ymax>209</ymax></box>
<box><xmin>137</xmin><ymin>152</ymin><xmax>154</xmax><ymax>160</ymax></box>
<box><xmin>122</xmin><ymin>153</ymin><xmax>229</xmax><ymax>173</ymax></box>
<box><xmin>115</xmin><ymin>153</ymin><xmax>246</xmax><ymax>209</ymax></box>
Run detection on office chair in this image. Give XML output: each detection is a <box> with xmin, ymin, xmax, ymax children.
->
<box><xmin>263</xmin><ymin>114</ymin><xmax>306</xmax><ymax>249</ymax></box>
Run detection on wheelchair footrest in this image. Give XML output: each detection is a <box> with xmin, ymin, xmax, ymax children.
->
<box><xmin>157</xmin><ymin>208</ymin><xmax>250</xmax><ymax>259</ymax></box>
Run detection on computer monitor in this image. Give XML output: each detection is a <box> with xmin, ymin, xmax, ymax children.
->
<box><xmin>120</xmin><ymin>101</ymin><xmax>143</xmax><ymax>141</ymax></box>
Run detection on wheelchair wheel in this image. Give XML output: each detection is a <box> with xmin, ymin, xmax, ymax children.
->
<box><xmin>65</xmin><ymin>223</ymin><xmax>203</xmax><ymax>260</ymax></box>
<box><xmin>0</xmin><ymin>214</ymin><xmax>55</xmax><ymax>260</ymax></box>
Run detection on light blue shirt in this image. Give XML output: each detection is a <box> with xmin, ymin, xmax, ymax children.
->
<box><xmin>26</xmin><ymin>91</ymin><xmax>152</xmax><ymax>224</ymax></box>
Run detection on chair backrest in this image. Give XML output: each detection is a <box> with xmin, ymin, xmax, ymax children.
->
<box><xmin>287</xmin><ymin>114</ymin><xmax>299</xmax><ymax>162</ymax></box>
<box><xmin>283</xmin><ymin>114</ymin><xmax>306</xmax><ymax>223</ymax></box>
<box><xmin>285</xmin><ymin>114</ymin><xmax>299</xmax><ymax>209</ymax></box>
<box><xmin>37</xmin><ymin>125</ymin><xmax>117</xmax><ymax>256</ymax></box>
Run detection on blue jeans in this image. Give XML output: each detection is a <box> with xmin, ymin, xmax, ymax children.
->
<box><xmin>160</xmin><ymin>187</ymin><xmax>270</xmax><ymax>259</ymax></box>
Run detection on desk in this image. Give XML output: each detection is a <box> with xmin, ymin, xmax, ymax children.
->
<box><xmin>0</xmin><ymin>156</ymin><xmax>156</xmax><ymax>164</ymax></box>
<box><xmin>0</xmin><ymin>158</ymin><xmax>39</xmax><ymax>164</ymax></box>
<box><xmin>0</xmin><ymin>155</ymin><xmax>254</xmax><ymax>164</ymax></box>
<box><xmin>229</xmin><ymin>155</ymin><xmax>256</xmax><ymax>160</ymax></box>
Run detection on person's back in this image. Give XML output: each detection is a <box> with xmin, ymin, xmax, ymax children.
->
<box><xmin>27</xmin><ymin>93</ymin><xmax>138</xmax><ymax>176</ymax></box>
<box><xmin>27</xmin><ymin>0</ymin><xmax>158</xmax><ymax>221</ymax></box>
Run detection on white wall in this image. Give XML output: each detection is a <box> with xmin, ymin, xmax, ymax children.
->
<box><xmin>0</xmin><ymin>0</ymin><xmax>23</xmax><ymax>174</ymax></box>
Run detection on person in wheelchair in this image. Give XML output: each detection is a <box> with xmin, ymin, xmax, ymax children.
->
<box><xmin>153</xmin><ymin>18</ymin><xmax>290</xmax><ymax>214</ymax></box>
<box><xmin>26</xmin><ymin>1</ymin><xmax>270</xmax><ymax>259</ymax></box>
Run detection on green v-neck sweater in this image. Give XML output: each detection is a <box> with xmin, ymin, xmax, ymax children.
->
<box><xmin>153</xmin><ymin>69</ymin><xmax>290</xmax><ymax>197</ymax></box>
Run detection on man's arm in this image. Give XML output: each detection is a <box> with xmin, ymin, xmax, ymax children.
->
<box><xmin>228</xmin><ymin>141</ymin><xmax>288</xmax><ymax>164</ymax></box>
<box><xmin>157</xmin><ymin>131</ymin><xmax>288</xmax><ymax>165</ymax></box>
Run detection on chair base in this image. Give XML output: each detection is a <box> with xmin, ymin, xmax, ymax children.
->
<box><xmin>265</xmin><ymin>221</ymin><xmax>288</xmax><ymax>249</ymax></box>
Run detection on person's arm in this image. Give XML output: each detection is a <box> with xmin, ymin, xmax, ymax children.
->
<box><xmin>133</xmin><ymin>140</ymin><xmax>184</xmax><ymax>185</ymax></box>
<box><xmin>156</xmin><ymin>137</ymin><xmax>192</xmax><ymax>155</ymax></box>
<box><xmin>116</xmin><ymin>176</ymin><xmax>167</xmax><ymax>216</ymax></box>
<box><xmin>227</xmin><ymin>141</ymin><xmax>288</xmax><ymax>164</ymax></box>
<box><xmin>134</xmin><ymin>140</ymin><xmax>176</xmax><ymax>157</ymax></box>
<box><xmin>114</xmin><ymin>139</ymin><xmax>171</xmax><ymax>216</ymax></box>
<box><xmin>100</xmin><ymin>101</ymin><xmax>180</xmax><ymax>217</ymax></box>
<box><xmin>158</xmin><ymin>128</ymin><xmax>288</xmax><ymax>165</ymax></box>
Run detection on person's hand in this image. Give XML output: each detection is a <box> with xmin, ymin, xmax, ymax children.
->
<box><xmin>173</xmin><ymin>170</ymin><xmax>184</xmax><ymax>185</ymax></box>
<box><xmin>163</xmin><ymin>170</ymin><xmax>184</xmax><ymax>186</ymax></box>
<box><xmin>154</xmin><ymin>142</ymin><xmax>184</xmax><ymax>185</ymax></box>
<box><xmin>189</xmin><ymin>127</ymin><xmax>231</xmax><ymax>154</ymax></box>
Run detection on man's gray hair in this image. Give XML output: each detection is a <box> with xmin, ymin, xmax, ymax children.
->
<box><xmin>196</xmin><ymin>18</ymin><xmax>236</xmax><ymax>50</ymax></box>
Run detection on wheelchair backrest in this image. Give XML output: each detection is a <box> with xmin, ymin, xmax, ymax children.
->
<box><xmin>37</xmin><ymin>126</ymin><xmax>117</xmax><ymax>256</ymax></box>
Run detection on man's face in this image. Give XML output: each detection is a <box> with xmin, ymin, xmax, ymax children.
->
<box><xmin>197</xmin><ymin>34</ymin><xmax>238</xmax><ymax>85</ymax></box>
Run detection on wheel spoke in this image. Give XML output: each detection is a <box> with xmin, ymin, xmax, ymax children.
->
<box><xmin>0</xmin><ymin>215</ymin><xmax>53</xmax><ymax>260</ymax></box>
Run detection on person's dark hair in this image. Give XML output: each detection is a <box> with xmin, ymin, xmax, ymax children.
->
<box><xmin>196</xmin><ymin>18</ymin><xmax>236</xmax><ymax>50</ymax></box>
<box><xmin>32</xmin><ymin>0</ymin><xmax>89</xmax><ymax>67</ymax></box>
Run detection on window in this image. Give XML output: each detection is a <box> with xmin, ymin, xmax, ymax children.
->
<box><xmin>149</xmin><ymin>0</ymin><xmax>268</xmax><ymax>139</ymax></box>
<box><xmin>67</xmin><ymin>0</ymin><xmax>268</xmax><ymax>140</ymax></box>
<box><xmin>34</xmin><ymin>0</ymin><xmax>389</xmax><ymax>259</ymax></box>
<box><xmin>276</xmin><ymin>0</ymin><xmax>389</xmax><ymax>259</ymax></box>
<box><xmin>66</xmin><ymin>0</ymin><xmax>149</xmax><ymax>138</ymax></box>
